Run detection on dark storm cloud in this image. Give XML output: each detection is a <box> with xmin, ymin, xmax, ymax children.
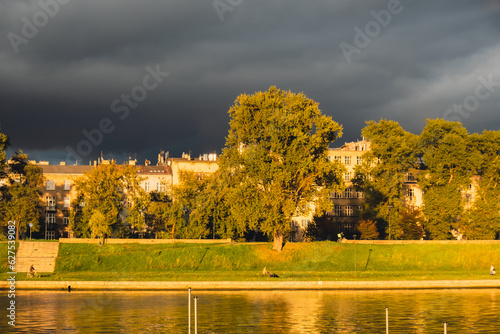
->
<box><xmin>1</xmin><ymin>0</ymin><xmax>500</xmax><ymax>164</ymax></box>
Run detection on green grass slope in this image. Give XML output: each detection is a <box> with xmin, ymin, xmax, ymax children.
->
<box><xmin>2</xmin><ymin>241</ymin><xmax>499</xmax><ymax>281</ymax></box>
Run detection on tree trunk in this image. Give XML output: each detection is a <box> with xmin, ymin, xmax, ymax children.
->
<box><xmin>273</xmin><ymin>231</ymin><xmax>284</xmax><ymax>252</ymax></box>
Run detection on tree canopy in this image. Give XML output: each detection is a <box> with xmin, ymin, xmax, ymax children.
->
<box><xmin>1</xmin><ymin>151</ymin><xmax>44</xmax><ymax>240</ymax></box>
<box><xmin>218</xmin><ymin>86</ymin><xmax>345</xmax><ymax>251</ymax></box>
<box><xmin>71</xmin><ymin>163</ymin><xmax>148</xmax><ymax>238</ymax></box>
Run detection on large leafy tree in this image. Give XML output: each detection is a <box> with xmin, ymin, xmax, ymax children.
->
<box><xmin>71</xmin><ymin>163</ymin><xmax>147</xmax><ymax>238</ymax></box>
<box><xmin>464</xmin><ymin>130</ymin><xmax>500</xmax><ymax>239</ymax></box>
<box><xmin>1</xmin><ymin>151</ymin><xmax>44</xmax><ymax>240</ymax></box>
<box><xmin>0</xmin><ymin>125</ymin><xmax>9</xmax><ymax>232</ymax></box>
<box><xmin>418</xmin><ymin>119</ymin><xmax>480</xmax><ymax>239</ymax></box>
<box><xmin>353</xmin><ymin>119</ymin><xmax>420</xmax><ymax>239</ymax></box>
<box><xmin>145</xmin><ymin>190</ymin><xmax>173</xmax><ymax>238</ymax></box>
<box><xmin>218</xmin><ymin>86</ymin><xmax>344</xmax><ymax>251</ymax></box>
<box><xmin>0</xmin><ymin>124</ymin><xmax>8</xmax><ymax>180</ymax></box>
<box><xmin>168</xmin><ymin>171</ymin><xmax>211</xmax><ymax>239</ymax></box>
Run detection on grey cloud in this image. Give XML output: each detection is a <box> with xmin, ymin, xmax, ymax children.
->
<box><xmin>1</xmin><ymin>0</ymin><xmax>499</xmax><ymax>164</ymax></box>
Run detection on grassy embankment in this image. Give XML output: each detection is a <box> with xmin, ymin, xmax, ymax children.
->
<box><xmin>1</xmin><ymin>241</ymin><xmax>499</xmax><ymax>281</ymax></box>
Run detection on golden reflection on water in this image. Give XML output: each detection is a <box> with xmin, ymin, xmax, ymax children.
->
<box><xmin>1</xmin><ymin>289</ymin><xmax>499</xmax><ymax>333</ymax></box>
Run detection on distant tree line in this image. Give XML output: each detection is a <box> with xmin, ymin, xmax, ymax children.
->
<box><xmin>352</xmin><ymin>119</ymin><xmax>500</xmax><ymax>240</ymax></box>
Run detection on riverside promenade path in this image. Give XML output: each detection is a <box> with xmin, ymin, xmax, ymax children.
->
<box><xmin>2</xmin><ymin>279</ymin><xmax>500</xmax><ymax>290</ymax></box>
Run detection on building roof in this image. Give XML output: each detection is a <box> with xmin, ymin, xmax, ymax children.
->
<box><xmin>136</xmin><ymin>165</ymin><xmax>172</xmax><ymax>175</ymax></box>
<box><xmin>39</xmin><ymin>165</ymin><xmax>93</xmax><ymax>174</ymax></box>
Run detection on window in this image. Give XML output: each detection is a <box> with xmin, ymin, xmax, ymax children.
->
<box><xmin>343</xmin><ymin>223</ymin><xmax>354</xmax><ymax>232</ymax></box>
<box><xmin>405</xmin><ymin>173</ymin><xmax>415</xmax><ymax>182</ymax></box>
<box><xmin>345</xmin><ymin>172</ymin><xmax>351</xmax><ymax>182</ymax></box>
<box><xmin>156</xmin><ymin>182</ymin><xmax>165</xmax><ymax>193</ymax></box>
<box><xmin>344</xmin><ymin>206</ymin><xmax>354</xmax><ymax>217</ymax></box>
<box><xmin>334</xmin><ymin>191</ymin><xmax>342</xmax><ymax>199</ymax></box>
<box><xmin>46</xmin><ymin>180</ymin><xmax>55</xmax><ymax>190</ymax></box>
<box><xmin>144</xmin><ymin>181</ymin><xmax>150</xmax><ymax>192</ymax></box>
<box><xmin>47</xmin><ymin>231</ymin><xmax>55</xmax><ymax>240</ymax></box>
<box><xmin>357</xmin><ymin>191</ymin><xmax>365</xmax><ymax>199</ymax></box>
<box><xmin>64</xmin><ymin>180</ymin><xmax>71</xmax><ymax>190</ymax></box>
<box><xmin>334</xmin><ymin>205</ymin><xmax>342</xmax><ymax>217</ymax></box>
<box><xmin>357</xmin><ymin>156</ymin><xmax>362</xmax><ymax>165</ymax></box>
<box><xmin>356</xmin><ymin>205</ymin><xmax>363</xmax><ymax>216</ymax></box>
<box><xmin>407</xmin><ymin>188</ymin><xmax>415</xmax><ymax>201</ymax></box>
<box><xmin>63</xmin><ymin>196</ymin><xmax>70</xmax><ymax>208</ymax></box>
<box><xmin>344</xmin><ymin>156</ymin><xmax>351</xmax><ymax>165</ymax></box>
<box><xmin>334</xmin><ymin>156</ymin><xmax>342</xmax><ymax>162</ymax></box>
<box><xmin>300</xmin><ymin>219</ymin><xmax>309</xmax><ymax>228</ymax></box>
<box><xmin>46</xmin><ymin>196</ymin><xmax>56</xmax><ymax>208</ymax></box>
<box><xmin>46</xmin><ymin>213</ymin><xmax>55</xmax><ymax>228</ymax></box>
<box><xmin>344</xmin><ymin>188</ymin><xmax>352</xmax><ymax>198</ymax></box>
<box><xmin>63</xmin><ymin>217</ymin><xmax>69</xmax><ymax>225</ymax></box>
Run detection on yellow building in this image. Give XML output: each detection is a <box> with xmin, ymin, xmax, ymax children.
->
<box><xmin>326</xmin><ymin>139</ymin><xmax>371</xmax><ymax>236</ymax></box>
<box><xmin>39</xmin><ymin>163</ymin><xmax>92</xmax><ymax>239</ymax></box>
<box><xmin>166</xmin><ymin>152</ymin><xmax>219</xmax><ymax>185</ymax></box>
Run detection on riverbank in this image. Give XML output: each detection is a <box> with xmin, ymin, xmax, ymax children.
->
<box><xmin>2</xmin><ymin>279</ymin><xmax>500</xmax><ymax>291</ymax></box>
<box><xmin>2</xmin><ymin>241</ymin><xmax>499</xmax><ymax>284</ymax></box>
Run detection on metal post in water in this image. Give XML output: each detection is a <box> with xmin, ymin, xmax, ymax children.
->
<box><xmin>443</xmin><ymin>322</ymin><xmax>447</xmax><ymax>334</ymax></box>
<box><xmin>385</xmin><ymin>307</ymin><xmax>389</xmax><ymax>334</ymax></box>
<box><xmin>194</xmin><ymin>296</ymin><xmax>198</xmax><ymax>334</ymax></box>
<box><xmin>188</xmin><ymin>287</ymin><xmax>191</xmax><ymax>334</ymax></box>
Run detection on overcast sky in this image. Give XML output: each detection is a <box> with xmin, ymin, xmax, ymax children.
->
<box><xmin>1</xmin><ymin>0</ymin><xmax>500</xmax><ymax>164</ymax></box>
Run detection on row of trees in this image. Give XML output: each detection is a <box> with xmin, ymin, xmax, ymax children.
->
<box><xmin>354</xmin><ymin>119</ymin><xmax>500</xmax><ymax>240</ymax></box>
<box><xmin>2</xmin><ymin>89</ymin><xmax>498</xmax><ymax>246</ymax></box>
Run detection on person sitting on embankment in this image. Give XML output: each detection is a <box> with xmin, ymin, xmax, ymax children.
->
<box><xmin>262</xmin><ymin>266</ymin><xmax>279</xmax><ymax>278</ymax></box>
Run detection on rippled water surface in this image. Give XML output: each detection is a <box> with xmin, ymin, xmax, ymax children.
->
<box><xmin>1</xmin><ymin>289</ymin><xmax>499</xmax><ymax>333</ymax></box>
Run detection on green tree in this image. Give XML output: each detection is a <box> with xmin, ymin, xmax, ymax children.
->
<box><xmin>0</xmin><ymin>125</ymin><xmax>10</xmax><ymax>238</ymax></box>
<box><xmin>418</xmin><ymin>119</ymin><xmax>480</xmax><ymax>239</ymax></box>
<box><xmin>145</xmin><ymin>190</ymin><xmax>173</xmax><ymax>238</ymax></box>
<box><xmin>398</xmin><ymin>206</ymin><xmax>424</xmax><ymax>240</ymax></box>
<box><xmin>169</xmin><ymin>171</ymin><xmax>210</xmax><ymax>239</ymax></box>
<box><xmin>218</xmin><ymin>86</ymin><xmax>345</xmax><ymax>251</ymax></box>
<box><xmin>354</xmin><ymin>119</ymin><xmax>420</xmax><ymax>239</ymax></box>
<box><xmin>463</xmin><ymin>130</ymin><xmax>500</xmax><ymax>239</ymax></box>
<box><xmin>121</xmin><ymin>165</ymin><xmax>149</xmax><ymax>234</ymax></box>
<box><xmin>1</xmin><ymin>151</ymin><xmax>44</xmax><ymax>240</ymax></box>
<box><xmin>71</xmin><ymin>163</ymin><xmax>146</xmax><ymax>238</ymax></box>
<box><xmin>357</xmin><ymin>219</ymin><xmax>379</xmax><ymax>240</ymax></box>
<box><xmin>0</xmin><ymin>124</ymin><xmax>8</xmax><ymax>180</ymax></box>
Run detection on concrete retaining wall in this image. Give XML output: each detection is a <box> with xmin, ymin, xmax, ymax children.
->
<box><xmin>58</xmin><ymin>238</ymin><xmax>232</xmax><ymax>244</ymax></box>
<box><xmin>343</xmin><ymin>240</ymin><xmax>500</xmax><ymax>245</ymax></box>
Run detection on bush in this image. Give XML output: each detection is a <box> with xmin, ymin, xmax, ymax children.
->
<box><xmin>357</xmin><ymin>219</ymin><xmax>379</xmax><ymax>240</ymax></box>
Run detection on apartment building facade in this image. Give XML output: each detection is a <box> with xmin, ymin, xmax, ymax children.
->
<box><xmin>29</xmin><ymin>151</ymin><xmax>219</xmax><ymax>239</ymax></box>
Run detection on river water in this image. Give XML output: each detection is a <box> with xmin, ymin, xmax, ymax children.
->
<box><xmin>1</xmin><ymin>289</ymin><xmax>499</xmax><ymax>333</ymax></box>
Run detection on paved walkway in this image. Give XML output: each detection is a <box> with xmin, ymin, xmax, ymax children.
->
<box><xmin>14</xmin><ymin>241</ymin><xmax>59</xmax><ymax>273</ymax></box>
<box><xmin>2</xmin><ymin>279</ymin><xmax>500</xmax><ymax>290</ymax></box>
